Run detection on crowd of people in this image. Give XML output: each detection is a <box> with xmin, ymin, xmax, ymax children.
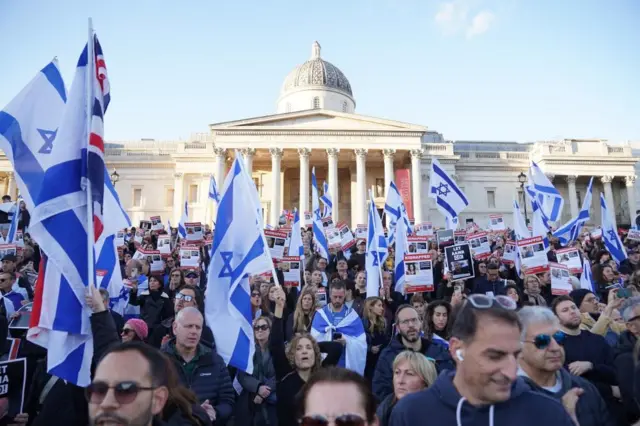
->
<box><xmin>5</xmin><ymin>205</ymin><xmax>640</xmax><ymax>426</ymax></box>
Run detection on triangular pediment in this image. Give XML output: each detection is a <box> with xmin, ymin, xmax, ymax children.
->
<box><xmin>210</xmin><ymin>109</ymin><xmax>427</xmax><ymax>132</ymax></box>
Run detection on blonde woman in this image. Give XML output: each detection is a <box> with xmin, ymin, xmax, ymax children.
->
<box><xmin>362</xmin><ymin>297</ymin><xmax>392</xmax><ymax>380</ymax></box>
<box><xmin>376</xmin><ymin>350</ymin><xmax>438</xmax><ymax>426</ymax></box>
<box><xmin>285</xmin><ymin>288</ymin><xmax>317</xmax><ymax>341</ymax></box>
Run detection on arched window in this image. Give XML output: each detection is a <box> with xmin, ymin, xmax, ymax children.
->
<box><xmin>342</xmin><ymin>101</ymin><xmax>348</xmax><ymax>112</ymax></box>
<box><xmin>286</xmin><ymin>102</ymin><xmax>292</xmax><ymax>113</ymax></box>
<box><xmin>312</xmin><ymin>97</ymin><xmax>320</xmax><ymax>109</ymax></box>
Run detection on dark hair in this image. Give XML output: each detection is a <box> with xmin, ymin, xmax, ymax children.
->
<box><xmin>298</xmin><ymin>367</ymin><xmax>376</xmax><ymax>422</ymax></box>
<box><xmin>394</xmin><ymin>304</ymin><xmax>417</xmax><ymax>326</ymax></box>
<box><xmin>330</xmin><ymin>280</ymin><xmax>346</xmax><ymax>293</ymax></box>
<box><xmin>176</xmin><ymin>284</ymin><xmax>205</xmax><ymax>312</ymax></box>
<box><xmin>486</xmin><ymin>262</ymin><xmax>500</xmax><ymax>271</ymax></box>
<box><xmin>98</xmin><ymin>341</ymin><xmax>169</xmax><ymax>388</ymax></box>
<box><xmin>0</xmin><ymin>270</ymin><xmax>16</xmax><ymax>280</ymax></box>
<box><xmin>425</xmin><ymin>300</ymin><xmax>452</xmax><ymax>340</ymax></box>
<box><xmin>451</xmin><ymin>303</ymin><xmax>520</xmax><ymax>343</ymax></box>
<box><xmin>551</xmin><ymin>295</ymin><xmax>574</xmax><ymax>315</ymax></box>
<box><xmin>344</xmin><ymin>279</ymin><xmax>356</xmax><ymax>293</ymax></box>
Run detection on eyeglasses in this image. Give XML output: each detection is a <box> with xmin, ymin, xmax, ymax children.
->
<box><xmin>627</xmin><ymin>315</ymin><xmax>640</xmax><ymax>323</ymax></box>
<box><xmin>121</xmin><ymin>328</ymin><xmax>134</xmax><ymax>335</ymax></box>
<box><xmin>185</xmin><ymin>275</ymin><xmax>199</xmax><ymax>279</ymax></box>
<box><xmin>85</xmin><ymin>381</ymin><xmax>156</xmax><ymax>405</ymax></box>
<box><xmin>251</xmin><ymin>293</ymin><xmax>261</xmax><ymax>298</ymax></box>
<box><xmin>398</xmin><ymin>317</ymin><xmax>419</xmax><ymax>326</ymax></box>
<box><xmin>299</xmin><ymin>414</ymin><xmax>366</xmax><ymax>426</ymax></box>
<box><xmin>175</xmin><ymin>293</ymin><xmax>194</xmax><ymax>302</ymax></box>
<box><xmin>525</xmin><ymin>331</ymin><xmax>566</xmax><ymax>350</ymax></box>
<box><xmin>467</xmin><ymin>294</ymin><xmax>517</xmax><ymax>311</ymax></box>
<box><xmin>254</xmin><ymin>324</ymin><xmax>269</xmax><ymax>331</ymax></box>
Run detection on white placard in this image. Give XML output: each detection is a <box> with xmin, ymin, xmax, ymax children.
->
<box><xmin>590</xmin><ymin>228</ymin><xmax>602</xmax><ymax>240</ymax></box>
<box><xmin>0</xmin><ymin>244</ymin><xmax>17</xmax><ymax>259</ymax></box>
<box><xmin>321</xmin><ymin>216</ymin><xmax>334</xmax><ymax>229</ymax></box>
<box><xmin>627</xmin><ymin>229</ymin><xmax>640</xmax><ymax>241</ymax></box>
<box><xmin>502</xmin><ymin>240</ymin><xmax>517</xmax><ymax>265</ymax></box>
<box><xmin>407</xmin><ymin>236</ymin><xmax>429</xmax><ymax>254</ymax></box>
<box><xmin>355</xmin><ymin>224</ymin><xmax>367</xmax><ymax>240</ymax></box>
<box><xmin>279</xmin><ymin>256</ymin><xmax>301</xmax><ymax>287</ymax></box>
<box><xmin>134</xmin><ymin>229</ymin><xmax>144</xmax><ymax>246</ymax></box>
<box><xmin>454</xmin><ymin>231</ymin><xmax>466</xmax><ymax>244</ymax></box>
<box><xmin>180</xmin><ymin>245</ymin><xmax>200</xmax><ymax>269</ymax></box>
<box><xmin>157</xmin><ymin>235</ymin><xmax>171</xmax><ymax>256</ymax></box>
<box><xmin>550</xmin><ymin>262</ymin><xmax>573</xmax><ymax>295</ymax></box>
<box><xmin>304</xmin><ymin>211</ymin><xmax>313</xmax><ymax>227</ymax></box>
<box><xmin>115</xmin><ymin>230</ymin><xmax>126</xmax><ymax>247</ymax></box>
<box><xmin>467</xmin><ymin>232</ymin><xmax>491</xmax><ymax>259</ymax></box>
<box><xmin>415</xmin><ymin>222</ymin><xmax>434</xmax><ymax>236</ymax></box>
<box><xmin>556</xmin><ymin>247</ymin><xmax>582</xmax><ymax>274</ymax></box>
<box><xmin>326</xmin><ymin>226</ymin><xmax>341</xmax><ymax>249</ymax></box>
<box><xmin>185</xmin><ymin>222</ymin><xmax>203</xmax><ymax>242</ymax></box>
<box><xmin>488</xmin><ymin>214</ymin><xmax>506</xmax><ymax>231</ymax></box>
<box><xmin>517</xmin><ymin>236</ymin><xmax>549</xmax><ymax>274</ymax></box>
<box><xmin>403</xmin><ymin>253</ymin><xmax>434</xmax><ymax>292</ymax></box>
<box><xmin>265</xmin><ymin>229</ymin><xmax>287</xmax><ymax>259</ymax></box>
<box><xmin>150</xmin><ymin>215</ymin><xmax>163</xmax><ymax>231</ymax></box>
<box><xmin>337</xmin><ymin>222</ymin><xmax>356</xmax><ymax>253</ymax></box>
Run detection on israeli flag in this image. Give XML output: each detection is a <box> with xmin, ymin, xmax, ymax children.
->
<box><xmin>429</xmin><ymin>158</ymin><xmax>469</xmax><ymax>228</ymax></box>
<box><xmin>601</xmin><ymin>194</ymin><xmax>626</xmax><ymax>264</ymax></box>
<box><xmin>366</xmin><ymin>190</ymin><xmax>388</xmax><ymax>296</ymax></box>
<box><xmin>553</xmin><ymin>178</ymin><xmax>593</xmax><ymax>246</ymax></box>
<box><xmin>394</xmin><ymin>208</ymin><xmax>408</xmax><ymax>295</ymax></box>
<box><xmin>512</xmin><ymin>199</ymin><xmax>531</xmax><ymax>240</ymax></box>
<box><xmin>529</xmin><ymin>162</ymin><xmax>564</xmax><ymax>222</ymax></box>
<box><xmin>311</xmin><ymin>168</ymin><xmax>329</xmax><ymax>260</ymax></box>
<box><xmin>209</xmin><ymin>175</ymin><xmax>220</xmax><ymax>204</ymax></box>
<box><xmin>5</xmin><ymin>202</ymin><xmax>19</xmax><ymax>244</ymax></box>
<box><xmin>206</xmin><ymin>156</ymin><xmax>273</xmax><ymax>374</ymax></box>
<box><xmin>320</xmin><ymin>181</ymin><xmax>333</xmax><ymax>218</ymax></box>
<box><xmin>288</xmin><ymin>209</ymin><xmax>304</xmax><ymax>260</ymax></box>
<box><xmin>178</xmin><ymin>201</ymin><xmax>188</xmax><ymax>239</ymax></box>
<box><xmin>580</xmin><ymin>256</ymin><xmax>596</xmax><ymax>292</ymax></box>
<box><xmin>311</xmin><ymin>306</ymin><xmax>367</xmax><ymax>375</ymax></box>
<box><xmin>384</xmin><ymin>181</ymin><xmax>411</xmax><ymax>246</ymax></box>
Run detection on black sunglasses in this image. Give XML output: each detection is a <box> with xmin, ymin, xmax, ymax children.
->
<box><xmin>254</xmin><ymin>324</ymin><xmax>269</xmax><ymax>331</ymax></box>
<box><xmin>526</xmin><ymin>331</ymin><xmax>566</xmax><ymax>350</ymax></box>
<box><xmin>121</xmin><ymin>328</ymin><xmax>134</xmax><ymax>335</ymax></box>
<box><xmin>251</xmin><ymin>292</ymin><xmax>261</xmax><ymax>297</ymax></box>
<box><xmin>299</xmin><ymin>414</ymin><xmax>366</xmax><ymax>426</ymax></box>
<box><xmin>85</xmin><ymin>381</ymin><xmax>156</xmax><ymax>405</ymax></box>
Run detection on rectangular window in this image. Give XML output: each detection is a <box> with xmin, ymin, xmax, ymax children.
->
<box><xmin>487</xmin><ymin>190</ymin><xmax>496</xmax><ymax>208</ymax></box>
<box><xmin>375</xmin><ymin>178</ymin><xmax>385</xmax><ymax>198</ymax></box>
<box><xmin>133</xmin><ymin>188</ymin><xmax>142</xmax><ymax>207</ymax></box>
<box><xmin>166</xmin><ymin>188</ymin><xmax>174</xmax><ymax>207</ymax></box>
<box><xmin>188</xmin><ymin>184</ymin><xmax>198</xmax><ymax>203</ymax></box>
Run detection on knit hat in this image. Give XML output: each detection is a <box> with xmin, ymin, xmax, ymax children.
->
<box><xmin>569</xmin><ymin>288</ymin><xmax>593</xmax><ymax>309</ymax></box>
<box><xmin>125</xmin><ymin>319</ymin><xmax>148</xmax><ymax>340</ymax></box>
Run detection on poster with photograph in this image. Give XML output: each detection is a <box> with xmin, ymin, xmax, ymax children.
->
<box><xmin>467</xmin><ymin>232</ymin><xmax>491</xmax><ymax>259</ymax></box>
<box><xmin>115</xmin><ymin>230</ymin><xmax>126</xmax><ymax>247</ymax></box>
<box><xmin>502</xmin><ymin>241</ymin><xmax>517</xmax><ymax>265</ymax></box>
<box><xmin>337</xmin><ymin>222</ymin><xmax>356</xmax><ymax>253</ymax></box>
<box><xmin>0</xmin><ymin>245</ymin><xmax>17</xmax><ymax>260</ymax></box>
<box><xmin>444</xmin><ymin>244</ymin><xmax>475</xmax><ymax>281</ymax></box>
<box><xmin>316</xmin><ymin>287</ymin><xmax>327</xmax><ymax>307</ymax></box>
<box><xmin>550</xmin><ymin>263</ymin><xmax>573</xmax><ymax>295</ymax></box>
<box><xmin>304</xmin><ymin>211</ymin><xmax>313</xmax><ymax>227</ymax></box>
<box><xmin>628</xmin><ymin>229</ymin><xmax>640</xmax><ymax>241</ymax></box>
<box><xmin>12</xmin><ymin>232</ymin><xmax>23</xmax><ymax>248</ymax></box>
<box><xmin>185</xmin><ymin>222</ymin><xmax>203</xmax><ymax>242</ymax></box>
<box><xmin>265</xmin><ymin>230</ymin><xmax>287</xmax><ymax>259</ymax></box>
<box><xmin>279</xmin><ymin>256</ymin><xmax>301</xmax><ymax>287</ymax></box>
<box><xmin>147</xmin><ymin>250</ymin><xmax>164</xmax><ymax>274</ymax></box>
<box><xmin>139</xmin><ymin>220</ymin><xmax>152</xmax><ymax>232</ymax></box>
<box><xmin>403</xmin><ymin>253</ymin><xmax>434</xmax><ymax>292</ymax></box>
<box><xmin>590</xmin><ymin>228</ymin><xmax>603</xmax><ymax>240</ymax></box>
<box><xmin>150</xmin><ymin>215</ymin><xmax>163</xmax><ymax>231</ymax></box>
<box><xmin>454</xmin><ymin>231</ymin><xmax>466</xmax><ymax>244</ymax></box>
<box><xmin>517</xmin><ymin>236</ymin><xmax>549</xmax><ymax>274</ymax></box>
<box><xmin>179</xmin><ymin>245</ymin><xmax>200</xmax><ymax>270</ymax></box>
<box><xmin>8</xmin><ymin>303</ymin><xmax>32</xmax><ymax>331</ymax></box>
<box><xmin>488</xmin><ymin>214</ymin><xmax>506</xmax><ymax>231</ymax></box>
<box><xmin>157</xmin><ymin>235</ymin><xmax>171</xmax><ymax>256</ymax></box>
<box><xmin>556</xmin><ymin>247</ymin><xmax>582</xmax><ymax>274</ymax></box>
<box><xmin>326</xmin><ymin>226</ymin><xmax>342</xmax><ymax>249</ymax></box>
<box><xmin>437</xmin><ymin>229</ymin><xmax>454</xmax><ymax>249</ymax></box>
<box><xmin>321</xmin><ymin>216</ymin><xmax>334</xmax><ymax>229</ymax></box>
<box><xmin>407</xmin><ymin>236</ymin><xmax>429</xmax><ymax>254</ymax></box>
<box><xmin>134</xmin><ymin>229</ymin><xmax>144</xmax><ymax>247</ymax></box>
<box><xmin>0</xmin><ymin>358</ymin><xmax>27</xmax><ymax>419</ymax></box>
<box><xmin>355</xmin><ymin>225</ymin><xmax>367</xmax><ymax>240</ymax></box>
<box><xmin>415</xmin><ymin>222</ymin><xmax>434</xmax><ymax>236</ymax></box>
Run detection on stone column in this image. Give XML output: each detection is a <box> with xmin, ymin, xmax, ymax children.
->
<box><xmin>626</xmin><ymin>176</ymin><xmax>637</xmax><ymax>225</ymax></box>
<box><xmin>7</xmin><ymin>172</ymin><xmax>16</xmax><ymax>200</ymax></box>
<box><xmin>241</xmin><ymin>148</ymin><xmax>256</xmax><ymax>174</ymax></box>
<box><xmin>354</xmin><ymin>149</ymin><xmax>368</xmax><ymax>225</ymax></box>
<box><xmin>327</xmin><ymin>148</ymin><xmax>339</xmax><ymax>222</ymax></box>
<box><xmin>601</xmin><ymin>175</ymin><xmax>616</xmax><ymax>227</ymax></box>
<box><xmin>410</xmin><ymin>149</ymin><xmax>424</xmax><ymax>224</ymax></box>
<box><xmin>213</xmin><ymin>148</ymin><xmax>227</xmax><ymax>189</ymax></box>
<box><xmin>383</xmin><ymin>149</ymin><xmax>396</xmax><ymax>226</ymax></box>
<box><xmin>298</xmin><ymin>148</ymin><xmax>311</xmax><ymax>217</ymax></box>
<box><xmin>566</xmin><ymin>175</ymin><xmax>579</xmax><ymax>218</ymax></box>
<box><xmin>270</xmin><ymin>148</ymin><xmax>284</xmax><ymax>227</ymax></box>
<box><xmin>2</xmin><ymin>176</ymin><xmax>8</xmax><ymax>198</ymax></box>
<box><xmin>173</xmin><ymin>172</ymin><xmax>184</xmax><ymax>223</ymax></box>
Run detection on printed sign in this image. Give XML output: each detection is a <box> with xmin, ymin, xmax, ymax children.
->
<box><xmin>415</xmin><ymin>222</ymin><xmax>434</xmax><ymax>236</ymax></box>
<box><xmin>590</xmin><ymin>228</ymin><xmax>602</xmax><ymax>240</ymax></box>
<box><xmin>502</xmin><ymin>241</ymin><xmax>517</xmax><ymax>265</ymax></box>
<box><xmin>304</xmin><ymin>211</ymin><xmax>313</xmax><ymax>227</ymax></box>
<box><xmin>454</xmin><ymin>231</ymin><xmax>466</xmax><ymax>244</ymax></box>
<box><xmin>407</xmin><ymin>236</ymin><xmax>429</xmax><ymax>254</ymax></box>
<box><xmin>179</xmin><ymin>245</ymin><xmax>200</xmax><ymax>269</ymax></box>
<box><xmin>437</xmin><ymin>229</ymin><xmax>454</xmax><ymax>250</ymax></box>
<box><xmin>403</xmin><ymin>253</ymin><xmax>434</xmax><ymax>293</ymax></box>
<box><xmin>265</xmin><ymin>230</ymin><xmax>287</xmax><ymax>259</ymax></box>
<box><xmin>157</xmin><ymin>235</ymin><xmax>171</xmax><ymax>256</ymax></box>
<box><xmin>556</xmin><ymin>247</ymin><xmax>582</xmax><ymax>274</ymax></box>
<box><xmin>467</xmin><ymin>232</ymin><xmax>491</xmax><ymax>259</ymax></box>
<box><xmin>321</xmin><ymin>216</ymin><xmax>334</xmax><ymax>229</ymax></box>
<box><xmin>326</xmin><ymin>226</ymin><xmax>341</xmax><ymax>249</ymax></box>
<box><xmin>0</xmin><ymin>358</ymin><xmax>26</xmax><ymax>419</ymax></box>
<box><xmin>150</xmin><ymin>215</ymin><xmax>163</xmax><ymax>231</ymax></box>
<box><xmin>488</xmin><ymin>214</ymin><xmax>506</xmax><ymax>231</ymax></box>
<box><xmin>139</xmin><ymin>220</ymin><xmax>152</xmax><ymax>231</ymax></box>
<box><xmin>627</xmin><ymin>229</ymin><xmax>640</xmax><ymax>241</ymax></box>
<box><xmin>0</xmin><ymin>245</ymin><xmax>17</xmax><ymax>260</ymax></box>
<box><xmin>337</xmin><ymin>222</ymin><xmax>356</xmax><ymax>253</ymax></box>
<box><xmin>517</xmin><ymin>236</ymin><xmax>549</xmax><ymax>274</ymax></box>
<box><xmin>550</xmin><ymin>263</ymin><xmax>573</xmax><ymax>295</ymax></box>
<box><xmin>444</xmin><ymin>244</ymin><xmax>475</xmax><ymax>281</ymax></box>
<box><xmin>279</xmin><ymin>256</ymin><xmax>301</xmax><ymax>287</ymax></box>
<box><xmin>115</xmin><ymin>230</ymin><xmax>126</xmax><ymax>247</ymax></box>
<box><xmin>355</xmin><ymin>225</ymin><xmax>367</xmax><ymax>240</ymax></box>
<box><xmin>134</xmin><ymin>229</ymin><xmax>144</xmax><ymax>247</ymax></box>
<box><xmin>185</xmin><ymin>222</ymin><xmax>203</xmax><ymax>242</ymax></box>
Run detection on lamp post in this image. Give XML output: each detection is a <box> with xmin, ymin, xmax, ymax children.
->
<box><xmin>518</xmin><ymin>172</ymin><xmax>529</xmax><ymax>225</ymax></box>
<box><xmin>110</xmin><ymin>169</ymin><xmax>120</xmax><ymax>187</ymax></box>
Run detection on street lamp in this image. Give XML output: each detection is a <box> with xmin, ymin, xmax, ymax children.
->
<box><xmin>110</xmin><ymin>169</ymin><xmax>120</xmax><ymax>187</ymax></box>
<box><xmin>517</xmin><ymin>172</ymin><xmax>529</xmax><ymax>225</ymax></box>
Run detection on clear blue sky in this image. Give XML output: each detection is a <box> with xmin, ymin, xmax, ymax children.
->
<box><xmin>1</xmin><ymin>0</ymin><xmax>638</xmax><ymax>143</ymax></box>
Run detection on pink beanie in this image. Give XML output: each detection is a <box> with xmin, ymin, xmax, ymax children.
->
<box><xmin>126</xmin><ymin>319</ymin><xmax>149</xmax><ymax>340</ymax></box>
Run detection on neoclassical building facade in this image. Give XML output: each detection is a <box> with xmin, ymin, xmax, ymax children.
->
<box><xmin>2</xmin><ymin>42</ymin><xmax>637</xmax><ymax>231</ymax></box>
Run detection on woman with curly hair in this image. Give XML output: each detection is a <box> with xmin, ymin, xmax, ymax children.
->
<box><xmin>362</xmin><ymin>296</ymin><xmax>392</xmax><ymax>380</ymax></box>
<box><xmin>270</xmin><ymin>287</ymin><xmax>342</xmax><ymax>426</ymax></box>
<box><xmin>285</xmin><ymin>288</ymin><xmax>316</xmax><ymax>341</ymax></box>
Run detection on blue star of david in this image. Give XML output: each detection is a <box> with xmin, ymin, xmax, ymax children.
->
<box><xmin>436</xmin><ymin>183</ymin><xmax>450</xmax><ymax>197</ymax></box>
<box><xmin>219</xmin><ymin>251</ymin><xmax>234</xmax><ymax>278</ymax></box>
<box><xmin>607</xmin><ymin>230</ymin><xmax>618</xmax><ymax>243</ymax></box>
<box><xmin>37</xmin><ymin>128</ymin><xmax>58</xmax><ymax>154</ymax></box>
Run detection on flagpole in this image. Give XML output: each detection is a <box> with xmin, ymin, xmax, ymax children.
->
<box><xmin>86</xmin><ymin>18</ymin><xmax>97</xmax><ymax>289</ymax></box>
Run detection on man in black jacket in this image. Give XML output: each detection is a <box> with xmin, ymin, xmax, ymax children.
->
<box><xmin>614</xmin><ymin>296</ymin><xmax>640</xmax><ymax>423</ymax></box>
<box><xmin>162</xmin><ymin>307</ymin><xmax>234</xmax><ymax>424</ymax></box>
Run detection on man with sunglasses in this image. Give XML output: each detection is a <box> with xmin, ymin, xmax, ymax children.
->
<box><xmin>517</xmin><ymin>306</ymin><xmax>615</xmax><ymax>426</ymax></box>
<box><xmin>390</xmin><ymin>295</ymin><xmax>575</xmax><ymax>425</ymax></box>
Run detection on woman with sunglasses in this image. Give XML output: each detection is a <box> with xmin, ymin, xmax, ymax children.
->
<box><xmin>271</xmin><ymin>286</ymin><xmax>342</xmax><ymax>426</ymax></box>
<box><xmin>235</xmin><ymin>316</ymin><xmax>278</xmax><ymax>426</ymax></box>
<box><xmin>121</xmin><ymin>319</ymin><xmax>148</xmax><ymax>343</ymax></box>
<box><xmin>250</xmin><ymin>285</ymin><xmax>264</xmax><ymax>319</ymax></box>
<box><xmin>376</xmin><ymin>351</ymin><xmax>437</xmax><ymax>426</ymax></box>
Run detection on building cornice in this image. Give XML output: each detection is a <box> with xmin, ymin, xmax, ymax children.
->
<box><xmin>212</xmin><ymin>129</ymin><xmax>424</xmax><ymax>138</ymax></box>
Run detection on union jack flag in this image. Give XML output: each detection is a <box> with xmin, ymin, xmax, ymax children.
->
<box><xmin>283</xmin><ymin>209</ymin><xmax>295</xmax><ymax>222</ymax></box>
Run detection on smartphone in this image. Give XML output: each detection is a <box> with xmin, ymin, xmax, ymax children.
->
<box><xmin>332</xmin><ymin>332</ymin><xmax>342</xmax><ymax>340</ymax></box>
<box><xmin>617</xmin><ymin>288</ymin><xmax>632</xmax><ymax>299</ymax></box>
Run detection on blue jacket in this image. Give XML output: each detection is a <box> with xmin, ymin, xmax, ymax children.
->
<box><xmin>389</xmin><ymin>371</ymin><xmax>575</xmax><ymax>426</ymax></box>
<box><xmin>471</xmin><ymin>277</ymin><xmax>507</xmax><ymax>296</ymax></box>
<box><xmin>372</xmin><ymin>335</ymin><xmax>454</xmax><ymax>402</ymax></box>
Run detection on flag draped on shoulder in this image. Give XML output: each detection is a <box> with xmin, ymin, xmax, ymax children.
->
<box><xmin>311</xmin><ymin>306</ymin><xmax>367</xmax><ymax>375</ymax></box>
<box><xmin>553</xmin><ymin>178</ymin><xmax>593</xmax><ymax>246</ymax></box>
<box><xmin>206</xmin><ymin>156</ymin><xmax>273</xmax><ymax>374</ymax></box>
<box><xmin>429</xmin><ymin>158</ymin><xmax>469</xmax><ymax>228</ymax></box>
<box><xmin>366</xmin><ymin>190</ymin><xmax>388</xmax><ymax>297</ymax></box>
<box><xmin>600</xmin><ymin>194</ymin><xmax>626</xmax><ymax>264</ymax></box>
<box><xmin>320</xmin><ymin>181</ymin><xmax>332</xmax><ymax>218</ymax></box>
<box><xmin>311</xmin><ymin>168</ymin><xmax>329</xmax><ymax>260</ymax></box>
<box><xmin>528</xmin><ymin>161</ymin><xmax>564</xmax><ymax>222</ymax></box>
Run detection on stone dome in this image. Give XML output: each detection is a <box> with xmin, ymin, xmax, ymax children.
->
<box><xmin>281</xmin><ymin>42</ymin><xmax>353</xmax><ymax>99</ymax></box>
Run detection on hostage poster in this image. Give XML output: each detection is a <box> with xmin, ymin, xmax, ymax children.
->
<box><xmin>0</xmin><ymin>358</ymin><xmax>26</xmax><ymax>420</ymax></box>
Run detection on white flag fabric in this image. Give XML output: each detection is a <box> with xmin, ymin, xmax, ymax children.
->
<box><xmin>393</xmin><ymin>208</ymin><xmax>408</xmax><ymax>294</ymax></box>
<box><xmin>529</xmin><ymin>161</ymin><xmax>564</xmax><ymax>222</ymax></box>
<box><xmin>178</xmin><ymin>201</ymin><xmax>188</xmax><ymax>239</ymax></box>
<box><xmin>366</xmin><ymin>190</ymin><xmax>388</xmax><ymax>297</ymax></box>
<box><xmin>384</xmin><ymin>181</ymin><xmax>411</xmax><ymax>246</ymax></box>
<box><xmin>580</xmin><ymin>256</ymin><xmax>596</xmax><ymax>292</ymax></box>
<box><xmin>311</xmin><ymin>168</ymin><xmax>329</xmax><ymax>260</ymax></box>
<box><xmin>600</xmin><ymin>194</ymin><xmax>626</xmax><ymax>264</ymax></box>
<box><xmin>512</xmin><ymin>199</ymin><xmax>530</xmax><ymax>240</ymax></box>
<box><xmin>429</xmin><ymin>158</ymin><xmax>469</xmax><ymax>226</ymax></box>
<box><xmin>553</xmin><ymin>178</ymin><xmax>593</xmax><ymax>246</ymax></box>
<box><xmin>288</xmin><ymin>209</ymin><xmax>305</xmax><ymax>260</ymax></box>
<box><xmin>320</xmin><ymin>181</ymin><xmax>333</xmax><ymax>219</ymax></box>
